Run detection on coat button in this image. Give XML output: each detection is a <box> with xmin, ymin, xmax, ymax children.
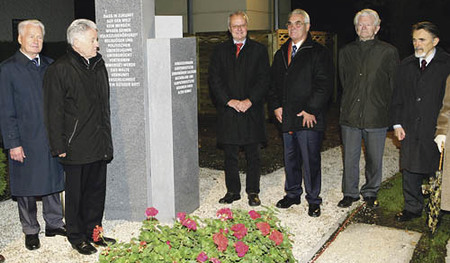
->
<box><xmin>416</xmin><ymin>117</ymin><xmax>421</xmax><ymax>121</ymax></box>
<box><xmin>416</xmin><ymin>97</ymin><xmax>421</xmax><ymax>102</ymax></box>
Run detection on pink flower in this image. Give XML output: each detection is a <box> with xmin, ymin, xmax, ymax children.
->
<box><xmin>213</xmin><ymin>231</ymin><xmax>228</xmax><ymax>252</ymax></box>
<box><xmin>166</xmin><ymin>240</ymin><xmax>172</xmax><ymax>249</ymax></box>
<box><xmin>234</xmin><ymin>241</ymin><xmax>249</xmax><ymax>257</ymax></box>
<box><xmin>139</xmin><ymin>241</ymin><xmax>147</xmax><ymax>247</ymax></box>
<box><xmin>210</xmin><ymin>258</ymin><xmax>221</xmax><ymax>263</ymax></box>
<box><xmin>231</xmin><ymin>223</ymin><xmax>248</xmax><ymax>240</ymax></box>
<box><xmin>145</xmin><ymin>207</ymin><xmax>159</xmax><ymax>218</ymax></box>
<box><xmin>177</xmin><ymin>212</ymin><xmax>186</xmax><ymax>222</ymax></box>
<box><xmin>92</xmin><ymin>225</ymin><xmax>104</xmax><ymax>242</ymax></box>
<box><xmin>269</xmin><ymin>229</ymin><xmax>284</xmax><ymax>246</ymax></box>
<box><xmin>196</xmin><ymin>251</ymin><xmax>208</xmax><ymax>262</ymax></box>
<box><xmin>256</xmin><ymin>222</ymin><xmax>271</xmax><ymax>236</ymax></box>
<box><xmin>182</xmin><ymin>218</ymin><xmax>197</xmax><ymax>231</ymax></box>
<box><xmin>216</xmin><ymin>208</ymin><xmax>233</xmax><ymax>221</ymax></box>
<box><xmin>248</xmin><ymin>210</ymin><xmax>261</xmax><ymax>220</ymax></box>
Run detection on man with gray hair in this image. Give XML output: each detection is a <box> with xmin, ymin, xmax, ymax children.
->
<box><xmin>43</xmin><ymin>19</ymin><xmax>115</xmax><ymax>255</ymax></box>
<box><xmin>337</xmin><ymin>9</ymin><xmax>399</xmax><ymax>208</ymax></box>
<box><xmin>269</xmin><ymin>9</ymin><xmax>333</xmax><ymax>217</ymax></box>
<box><xmin>0</xmin><ymin>19</ymin><xmax>65</xmax><ymax>251</ymax></box>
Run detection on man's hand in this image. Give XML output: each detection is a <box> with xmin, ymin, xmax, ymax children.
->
<box><xmin>227</xmin><ymin>99</ymin><xmax>241</xmax><ymax>112</ymax></box>
<box><xmin>297</xmin><ymin>111</ymin><xmax>316</xmax><ymax>128</ymax></box>
<box><xmin>58</xmin><ymin>153</ymin><xmax>67</xmax><ymax>158</ymax></box>
<box><xmin>237</xmin><ymin>99</ymin><xmax>252</xmax><ymax>113</ymax></box>
<box><xmin>394</xmin><ymin>127</ymin><xmax>406</xmax><ymax>141</ymax></box>
<box><xmin>274</xmin><ymin>107</ymin><xmax>283</xmax><ymax>123</ymax></box>
<box><xmin>434</xmin><ymin>134</ymin><xmax>446</xmax><ymax>153</ymax></box>
<box><xmin>10</xmin><ymin>146</ymin><xmax>26</xmax><ymax>163</ymax></box>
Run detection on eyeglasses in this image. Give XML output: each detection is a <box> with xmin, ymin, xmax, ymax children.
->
<box><xmin>230</xmin><ymin>24</ymin><xmax>247</xmax><ymax>30</ymax></box>
<box><xmin>286</xmin><ymin>21</ymin><xmax>307</xmax><ymax>28</ymax></box>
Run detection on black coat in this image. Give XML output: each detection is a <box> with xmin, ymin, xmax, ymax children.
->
<box><xmin>391</xmin><ymin>47</ymin><xmax>450</xmax><ymax>173</ymax></box>
<box><xmin>269</xmin><ymin>34</ymin><xmax>333</xmax><ymax>132</ymax></box>
<box><xmin>43</xmin><ymin>48</ymin><xmax>113</xmax><ymax>165</ymax></box>
<box><xmin>208</xmin><ymin>38</ymin><xmax>270</xmax><ymax>145</ymax></box>
<box><xmin>0</xmin><ymin>51</ymin><xmax>64</xmax><ymax>196</ymax></box>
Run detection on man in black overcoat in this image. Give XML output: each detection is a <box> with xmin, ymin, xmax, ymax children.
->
<box><xmin>392</xmin><ymin>21</ymin><xmax>450</xmax><ymax>221</ymax></box>
<box><xmin>269</xmin><ymin>9</ymin><xmax>333</xmax><ymax>217</ymax></box>
<box><xmin>208</xmin><ymin>11</ymin><xmax>270</xmax><ymax>206</ymax></box>
<box><xmin>0</xmin><ymin>20</ymin><xmax>65</xmax><ymax>251</ymax></box>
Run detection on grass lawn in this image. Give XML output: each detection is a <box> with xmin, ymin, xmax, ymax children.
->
<box><xmin>352</xmin><ymin>172</ymin><xmax>450</xmax><ymax>262</ymax></box>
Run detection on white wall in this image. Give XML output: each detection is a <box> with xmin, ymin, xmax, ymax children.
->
<box><xmin>0</xmin><ymin>0</ymin><xmax>74</xmax><ymax>42</ymax></box>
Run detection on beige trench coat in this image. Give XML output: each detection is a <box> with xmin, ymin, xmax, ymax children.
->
<box><xmin>435</xmin><ymin>75</ymin><xmax>450</xmax><ymax>211</ymax></box>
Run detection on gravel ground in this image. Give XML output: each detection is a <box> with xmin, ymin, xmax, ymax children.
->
<box><xmin>0</xmin><ymin>135</ymin><xmax>404</xmax><ymax>262</ymax></box>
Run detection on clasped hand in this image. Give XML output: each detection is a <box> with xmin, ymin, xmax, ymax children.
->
<box><xmin>227</xmin><ymin>99</ymin><xmax>252</xmax><ymax>113</ymax></box>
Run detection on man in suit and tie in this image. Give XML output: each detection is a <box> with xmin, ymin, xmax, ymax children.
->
<box><xmin>269</xmin><ymin>9</ymin><xmax>333</xmax><ymax>217</ymax></box>
<box><xmin>392</xmin><ymin>21</ymin><xmax>450</xmax><ymax>221</ymax></box>
<box><xmin>0</xmin><ymin>19</ymin><xmax>65</xmax><ymax>251</ymax></box>
<box><xmin>208</xmin><ymin>11</ymin><xmax>270</xmax><ymax>206</ymax></box>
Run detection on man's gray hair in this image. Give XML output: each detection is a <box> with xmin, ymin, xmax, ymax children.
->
<box><xmin>228</xmin><ymin>11</ymin><xmax>249</xmax><ymax>27</ymax></box>
<box><xmin>67</xmin><ymin>19</ymin><xmax>97</xmax><ymax>45</ymax></box>
<box><xmin>353</xmin><ymin>9</ymin><xmax>381</xmax><ymax>27</ymax></box>
<box><xmin>288</xmin><ymin>9</ymin><xmax>310</xmax><ymax>24</ymax></box>
<box><xmin>18</xmin><ymin>20</ymin><xmax>45</xmax><ymax>36</ymax></box>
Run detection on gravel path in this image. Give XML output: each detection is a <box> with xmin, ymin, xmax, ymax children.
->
<box><xmin>0</xmin><ymin>135</ymin><xmax>402</xmax><ymax>262</ymax></box>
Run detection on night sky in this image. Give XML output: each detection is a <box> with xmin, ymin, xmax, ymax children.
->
<box><xmin>74</xmin><ymin>0</ymin><xmax>450</xmax><ymax>58</ymax></box>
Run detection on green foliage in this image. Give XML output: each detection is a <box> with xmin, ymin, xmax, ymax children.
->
<box><xmin>0</xmin><ymin>148</ymin><xmax>7</xmax><ymax>196</ymax></box>
<box><xmin>99</xmin><ymin>207</ymin><xmax>295</xmax><ymax>262</ymax></box>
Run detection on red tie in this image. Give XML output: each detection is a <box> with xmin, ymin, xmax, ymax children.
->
<box><xmin>236</xmin><ymin>43</ymin><xmax>243</xmax><ymax>58</ymax></box>
<box><xmin>421</xmin><ymin>59</ymin><xmax>427</xmax><ymax>72</ymax></box>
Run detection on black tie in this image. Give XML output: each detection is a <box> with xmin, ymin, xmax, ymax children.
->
<box><xmin>420</xmin><ymin>60</ymin><xmax>427</xmax><ymax>72</ymax></box>
<box><xmin>31</xmin><ymin>58</ymin><xmax>39</xmax><ymax>67</ymax></box>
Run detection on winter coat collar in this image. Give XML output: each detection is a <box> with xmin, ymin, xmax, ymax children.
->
<box><xmin>67</xmin><ymin>46</ymin><xmax>104</xmax><ymax>70</ymax></box>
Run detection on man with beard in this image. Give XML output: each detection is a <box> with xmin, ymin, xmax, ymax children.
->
<box><xmin>392</xmin><ymin>21</ymin><xmax>450</xmax><ymax>221</ymax></box>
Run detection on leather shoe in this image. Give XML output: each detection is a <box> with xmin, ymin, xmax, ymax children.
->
<box><xmin>89</xmin><ymin>236</ymin><xmax>117</xmax><ymax>247</ymax></box>
<box><xmin>337</xmin><ymin>196</ymin><xmax>360</xmax><ymax>208</ymax></box>
<box><xmin>0</xmin><ymin>254</ymin><xmax>5</xmax><ymax>263</ymax></box>
<box><xmin>45</xmin><ymin>225</ymin><xmax>67</xmax><ymax>237</ymax></box>
<box><xmin>276</xmin><ymin>196</ymin><xmax>300</xmax><ymax>209</ymax></box>
<box><xmin>72</xmin><ymin>241</ymin><xmax>97</xmax><ymax>255</ymax></box>
<box><xmin>364</xmin><ymin>196</ymin><xmax>379</xmax><ymax>208</ymax></box>
<box><xmin>25</xmin><ymin>234</ymin><xmax>40</xmax><ymax>250</ymax></box>
<box><xmin>308</xmin><ymin>204</ymin><xmax>321</xmax><ymax>217</ymax></box>
<box><xmin>396</xmin><ymin>210</ymin><xmax>421</xmax><ymax>222</ymax></box>
<box><xmin>219</xmin><ymin>192</ymin><xmax>241</xmax><ymax>204</ymax></box>
<box><xmin>248</xmin><ymin>193</ymin><xmax>261</xmax><ymax>206</ymax></box>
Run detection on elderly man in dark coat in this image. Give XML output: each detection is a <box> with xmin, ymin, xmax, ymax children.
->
<box><xmin>392</xmin><ymin>21</ymin><xmax>450</xmax><ymax>221</ymax></box>
<box><xmin>0</xmin><ymin>20</ymin><xmax>65</xmax><ymax>251</ymax></box>
<box><xmin>208</xmin><ymin>11</ymin><xmax>270</xmax><ymax>206</ymax></box>
<box><xmin>269</xmin><ymin>9</ymin><xmax>333</xmax><ymax>217</ymax></box>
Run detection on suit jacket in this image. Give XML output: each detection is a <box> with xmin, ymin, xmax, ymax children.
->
<box><xmin>0</xmin><ymin>51</ymin><xmax>64</xmax><ymax>196</ymax></box>
<box><xmin>269</xmin><ymin>34</ymin><xmax>333</xmax><ymax>132</ymax></box>
<box><xmin>208</xmin><ymin>38</ymin><xmax>269</xmax><ymax>145</ymax></box>
<box><xmin>392</xmin><ymin>47</ymin><xmax>450</xmax><ymax>173</ymax></box>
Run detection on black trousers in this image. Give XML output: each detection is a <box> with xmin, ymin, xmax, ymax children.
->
<box><xmin>402</xmin><ymin>169</ymin><xmax>432</xmax><ymax>215</ymax></box>
<box><xmin>222</xmin><ymin>143</ymin><xmax>261</xmax><ymax>195</ymax></box>
<box><xmin>63</xmin><ymin>160</ymin><xmax>107</xmax><ymax>245</ymax></box>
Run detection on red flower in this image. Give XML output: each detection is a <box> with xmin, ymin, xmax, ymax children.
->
<box><xmin>231</xmin><ymin>223</ymin><xmax>248</xmax><ymax>240</ymax></box>
<box><xmin>145</xmin><ymin>207</ymin><xmax>159</xmax><ymax>218</ymax></box>
<box><xmin>213</xmin><ymin>231</ymin><xmax>228</xmax><ymax>252</ymax></box>
<box><xmin>256</xmin><ymin>222</ymin><xmax>271</xmax><ymax>236</ymax></box>
<box><xmin>248</xmin><ymin>210</ymin><xmax>261</xmax><ymax>220</ymax></box>
<box><xmin>196</xmin><ymin>251</ymin><xmax>208</xmax><ymax>262</ymax></box>
<box><xmin>216</xmin><ymin>208</ymin><xmax>233</xmax><ymax>221</ymax></box>
<box><xmin>139</xmin><ymin>241</ymin><xmax>147</xmax><ymax>247</ymax></box>
<box><xmin>177</xmin><ymin>212</ymin><xmax>186</xmax><ymax>222</ymax></box>
<box><xmin>269</xmin><ymin>229</ymin><xmax>284</xmax><ymax>246</ymax></box>
<box><xmin>234</xmin><ymin>241</ymin><xmax>249</xmax><ymax>257</ymax></box>
<box><xmin>182</xmin><ymin>218</ymin><xmax>197</xmax><ymax>231</ymax></box>
<box><xmin>210</xmin><ymin>258</ymin><xmax>221</xmax><ymax>263</ymax></box>
<box><xmin>92</xmin><ymin>225</ymin><xmax>104</xmax><ymax>242</ymax></box>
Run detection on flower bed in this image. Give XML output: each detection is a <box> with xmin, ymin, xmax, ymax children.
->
<box><xmin>99</xmin><ymin>207</ymin><xmax>295</xmax><ymax>262</ymax></box>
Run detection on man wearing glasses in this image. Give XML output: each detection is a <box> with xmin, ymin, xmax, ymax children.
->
<box><xmin>209</xmin><ymin>11</ymin><xmax>270</xmax><ymax>206</ymax></box>
<box><xmin>269</xmin><ymin>9</ymin><xmax>333</xmax><ymax>217</ymax></box>
<box><xmin>337</xmin><ymin>9</ymin><xmax>399</xmax><ymax>209</ymax></box>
